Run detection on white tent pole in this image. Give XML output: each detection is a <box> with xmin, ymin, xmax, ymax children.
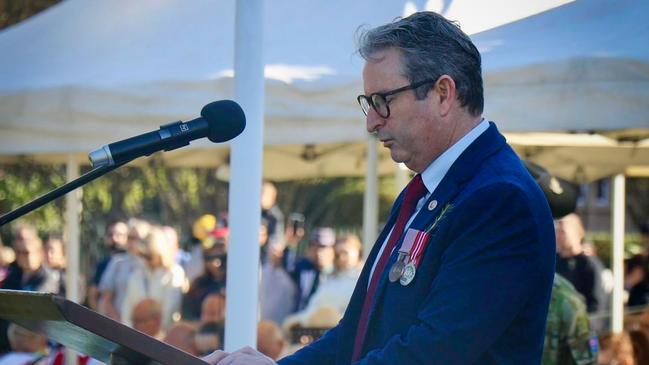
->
<box><xmin>64</xmin><ymin>154</ymin><xmax>81</xmax><ymax>365</ymax></box>
<box><xmin>363</xmin><ymin>134</ymin><xmax>378</xmax><ymax>257</ymax></box>
<box><xmin>225</xmin><ymin>0</ymin><xmax>265</xmax><ymax>351</ymax></box>
<box><xmin>395</xmin><ymin>163</ymin><xmax>409</xmax><ymax>193</ymax></box>
<box><xmin>610</xmin><ymin>174</ymin><xmax>625</xmax><ymax>333</ymax></box>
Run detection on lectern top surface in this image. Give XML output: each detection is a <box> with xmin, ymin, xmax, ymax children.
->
<box><xmin>0</xmin><ymin>290</ymin><xmax>209</xmax><ymax>365</ymax></box>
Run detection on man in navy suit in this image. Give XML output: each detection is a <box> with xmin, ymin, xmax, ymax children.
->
<box><xmin>207</xmin><ymin>11</ymin><xmax>555</xmax><ymax>365</ymax></box>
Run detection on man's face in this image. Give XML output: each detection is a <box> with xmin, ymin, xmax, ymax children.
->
<box><xmin>261</xmin><ymin>183</ymin><xmax>277</xmax><ymax>210</ymax></box>
<box><xmin>555</xmin><ymin>214</ymin><xmax>584</xmax><ymax>256</ymax></box>
<box><xmin>106</xmin><ymin>222</ymin><xmax>128</xmax><ymax>250</ymax></box>
<box><xmin>201</xmin><ymin>296</ymin><xmax>226</xmax><ymax>323</ymax></box>
<box><xmin>335</xmin><ymin>242</ymin><xmax>360</xmax><ymax>270</ymax></box>
<box><xmin>133</xmin><ymin>312</ymin><xmax>161</xmax><ymax>337</ymax></box>
<box><xmin>362</xmin><ymin>47</ymin><xmax>446</xmax><ymax>172</ymax></box>
<box><xmin>14</xmin><ymin>237</ymin><xmax>43</xmax><ymax>273</ymax></box>
<box><xmin>314</xmin><ymin>245</ymin><xmax>335</xmax><ymax>271</ymax></box>
<box><xmin>45</xmin><ymin>238</ymin><xmax>66</xmax><ymax>269</ymax></box>
<box><xmin>203</xmin><ymin>250</ymin><xmax>226</xmax><ymax>279</ymax></box>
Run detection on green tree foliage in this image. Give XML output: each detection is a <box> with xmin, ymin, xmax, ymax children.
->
<box><xmin>0</xmin><ymin>0</ymin><xmax>61</xmax><ymax>30</ymax></box>
<box><xmin>0</xmin><ymin>158</ymin><xmax>398</xmax><ymax>279</ymax></box>
<box><xmin>0</xmin><ymin>158</ymin><xmax>66</xmax><ymax>236</ymax></box>
<box><xmin>0</xmin><ymin>157</ymin><xmax>229</xmax><ymax>276</ymax></box>
<box><xmin>276</xmin><ymin>176</ymin><xmax>396</xmax><ymax>232</ymax></box>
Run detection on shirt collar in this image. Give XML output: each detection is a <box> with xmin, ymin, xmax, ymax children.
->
<box><xmin>420</xmin><ymin>119</ymin><xmax>489</xmax><ymax>195</ymax></box>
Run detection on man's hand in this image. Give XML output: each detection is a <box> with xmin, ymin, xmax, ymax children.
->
<box><xmin>97</xmin><ymin>292</ymin><xmax>120</xmax><ymax>321</ymax></box>
<box><xmin>206</xmin><ymin>346</ymin><xmax>276</xmax><ymax>365</ymax></box>
<box><xmin>202</xmin><ymin>350</ymin><xmax>229</xmax><ymax>364</ymax></box>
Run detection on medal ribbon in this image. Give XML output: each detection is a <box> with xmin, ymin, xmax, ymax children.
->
<box><xmin>399</xmin><ymin>228</ymin><xmax>419</xmax><ymax>255</ymax></box>
<box><xmin>407</xmin><ymin>229</ymin><xmax>430</xmax><ymax>267</ymax></box>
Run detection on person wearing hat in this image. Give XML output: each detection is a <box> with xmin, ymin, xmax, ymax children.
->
<box><xmin>525</xmin><ymin>161</ymin><xmax>598</xmax><ymax>365</ymax></box>
<box><xmin>182</xmin><ymin>231</ymin><xmax>228</xmax><ymax>321</ymax></box>
<box><xmin>185</xmin><ymin>214</ymin><xmax>220</xmax><ymax>283</ymax></box>
<box><xmin>282</xmin><ymin>234</ymin><xmax>364</xmax><ymax>334</ymax></box>
<box><xmin>289</xmin><ymin>227</ymin><xmax>336</xmax><ymax>312</ymax></box>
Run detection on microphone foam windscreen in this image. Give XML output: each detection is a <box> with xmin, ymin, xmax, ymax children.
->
<box><xmin>201</xmin><ymin>100</ymin><xmax>246</xmax><ymax>142</ymax></box>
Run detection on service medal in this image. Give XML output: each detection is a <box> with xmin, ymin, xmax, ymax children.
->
<box><xmin>400</xmin><ymin>261</ymin><xmax>417</xmax><ymax>286</ymax></box>
<box><xmin>389</xmin><ymin>252</ymin><xmax>408</xmax><ymax>282</ymax></box>
<box><xmin>389</xmin><ymin>260</ymin><xmax>405</xmax><ymax>282</ymax></box>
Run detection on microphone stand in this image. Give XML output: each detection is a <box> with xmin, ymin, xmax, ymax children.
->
<box><xmin>0</xmin><ymin>160</ymin><xmax>130</xmax><ymax>227</ymax></box>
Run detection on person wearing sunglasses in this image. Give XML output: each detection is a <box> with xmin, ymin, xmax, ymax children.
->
<box><xmin>206</xmin><ymin>11</ymin><xmax>555</xmax><ymax>365</ymax></box>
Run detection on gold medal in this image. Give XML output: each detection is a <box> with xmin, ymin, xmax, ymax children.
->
<box><xmin>400</xmin><ymin>262</ymin><xmax>417</xmax><ymax>286</ymax></box>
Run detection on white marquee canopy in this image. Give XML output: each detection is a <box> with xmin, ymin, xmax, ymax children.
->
<box><xmin>6</xmin><ymin>0</ymin><xmax>646</xmax><ymax>182</ymax></box>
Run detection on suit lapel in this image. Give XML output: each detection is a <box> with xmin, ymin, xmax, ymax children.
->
<box><xmin>445</xmin><ymin>122</ymin><xmax>506</xmax><ymax>186</ymax></box>
<box><xmin>368</xmin><ymin>177</ymin><xmax>460</xmax><ymax>312</ymax></box>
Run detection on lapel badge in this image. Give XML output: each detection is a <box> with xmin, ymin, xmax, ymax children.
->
<box><xmin>427</xmin><ymin>199</ymin><xmax>438</xmax><ymax>211</ymax></box>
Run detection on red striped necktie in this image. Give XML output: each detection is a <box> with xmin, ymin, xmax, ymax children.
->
<box><xmin>351</xmin><ymin>174</ymin><xmax>428</xmax><ymax>361</ymax></box>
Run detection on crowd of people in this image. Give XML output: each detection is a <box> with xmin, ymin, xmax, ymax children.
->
<box><xmin>0</xmin><ymin>181</ymin><xmax>365</xmax><ymax>363</ymax></box>
<box><xmin>0</xmin><ymin>180</ymin><xmax>648</xmax><ymax>364</ymax></box>
<box><xmin>543</xmin><ymin>215</ymin><xmax>649</xmax><ymax>365</ymax></box>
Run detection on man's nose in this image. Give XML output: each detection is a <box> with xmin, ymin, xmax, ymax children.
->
<box><xmin>366</xmin><ymin>108</ymin><xmax>385</xmax><ymax>133</ymax></box>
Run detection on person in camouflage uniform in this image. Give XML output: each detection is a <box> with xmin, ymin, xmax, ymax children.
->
<box><xmin>543</xmin><ymin>274</ymin><xmax>598</xmax><ymax>365</ymax></box>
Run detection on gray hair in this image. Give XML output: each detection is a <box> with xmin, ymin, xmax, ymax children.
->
<box><xmin>358</xmin><ymin>12</ymin><xmax>483</xmax><ymax>116</ymax></box>
<box><xmin>7</xmin><ymin>323</ymin><xmax>46</xmax><ymax>352</ymax></box>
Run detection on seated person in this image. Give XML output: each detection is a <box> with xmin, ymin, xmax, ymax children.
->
<box><xmin>598</xmin><ymin>332</ymin><xmax>635</xmax><ymax>365</ymax></box>
<box><xmin>195</xmin><ymin>321</ymin><xmax>224</xmax><ymax>357</ymax></box>
<box><xmin>0</xmin><ymin>324</ymin><xmax>49</xmax><ymax>365</ymax></box>
<box><xmin>131</xmin><ymin>298</ymin><xmax>163</xmax><ymax>339</ymax></box>
<box><xmin>257</xmin><ymin>321</ymin><xmax>286</xmax><ymax>360</ymax></box>
<box><xmin>290</xmin><ymin>228</ymin><xmax>336</xmax><ymax>312</ymax></box>
<box><xmin>164</xmin><ymin>322</ymin><xmax>199</xmax><ymax>356</ymax></box>
<box><xmin>201</xmin><ymin>293</ymin><xmax>226</xmax><ymax>324</ymax></box>
<box><xmin>182</xmin><ymin>239</ymin><xmax>227</xmax><ymax>321</ymax></box>
<box><xmin>283</xmin><ymin>234</ymin><xmax>362</xmax><ymax>331</ymax></box>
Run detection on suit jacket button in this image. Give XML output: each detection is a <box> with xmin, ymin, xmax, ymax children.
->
<box><xmin>428</xmin><ymin>200</ymin><xmax>438</xmax><ymax>211</ymax></box>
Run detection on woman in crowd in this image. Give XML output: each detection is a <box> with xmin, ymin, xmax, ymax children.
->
<box><xmin>121</xmin><ymin>227</ymin><xmax>187</xmax><ymax>330</ymax></box>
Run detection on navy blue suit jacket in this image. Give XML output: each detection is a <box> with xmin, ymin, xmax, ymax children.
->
<box><xmin>278</xmin><ymin>123</ymin><xmax>556</xmax><ymax>364</ymax></box>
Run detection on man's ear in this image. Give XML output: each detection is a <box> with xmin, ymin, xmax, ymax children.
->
<box><xmin>432</xmin><ymin>75</ymin><xmax>456</xmax><ymax>117</ymax></box>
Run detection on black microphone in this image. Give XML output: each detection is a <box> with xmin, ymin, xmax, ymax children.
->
<box><xmin>88</xmin><ymin>100</ymin><xmax>246</xmax><ymax>167</ymax></box>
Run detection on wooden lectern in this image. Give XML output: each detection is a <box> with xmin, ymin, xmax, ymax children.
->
<box><xmin>0</xmin><ymin>290</ymin><xmax>209</xmax><ymax>365</ymax></box>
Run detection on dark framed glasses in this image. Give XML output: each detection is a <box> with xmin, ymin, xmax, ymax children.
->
<box><xmin>357</xmin><ymin>78</ymin><xmax>437</xmax><ymax>118</ymax></box>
